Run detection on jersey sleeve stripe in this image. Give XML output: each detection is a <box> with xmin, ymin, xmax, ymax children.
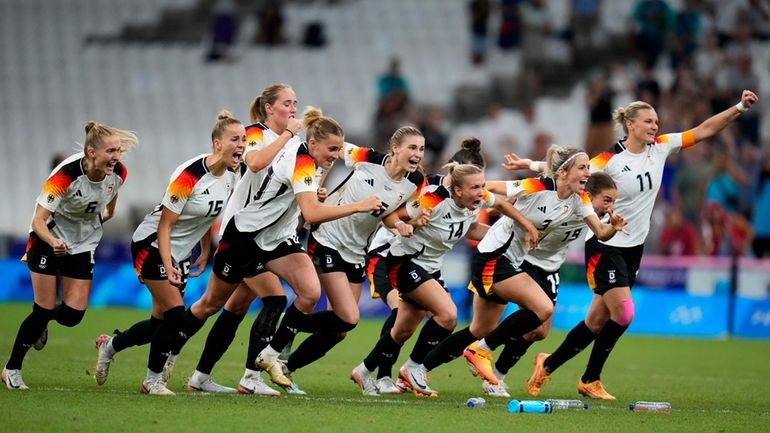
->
<box><xmin>578</xmin><ymin>191</ymin><xmax>591</xmax><ymax>205</ymax></box>
<box><xmin>291</xmin><ymin>154</ymin><xmax>317</xmax><ymax>187</ymax></box>
<box><xmin>590</xmin><ymin>152</ymin><xmax>613</xmax><ymax>171</ymax></box>
<box><xmin>42</xmin><ymin>171</ymin><xmax>74</xmax><ymax>197</ymax></box>
<box><xmin>114</xmin><ymin>161</ymin><xmax>128</xmax><ymax>182</ymax></box>
<box><xmin>520</xmin><ymin>178</ymin><xmax>547</xmax><ymax>193</ymax></box>
<box><xmin>681</xmin><ymin>130</ymin><xmax>696</xmax><ymax>149</ymax></box>
<box><xmin>245</xmin><ymin>124</ymin><xmax>265</xmax><ymax>148</ymax></box>
<box><xmin>167</xmin><ymin>169</ymin><xmax>200</xmax><ymax>200</ymax></box>
<box><xmin>418</xmin><ymin>190</ymin><xmax>445</xmax><ymax>210</ymax></box>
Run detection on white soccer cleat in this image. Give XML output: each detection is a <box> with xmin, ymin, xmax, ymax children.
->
<box><xmin>161</xmin><ymin>354</ymin><xmax>177</xmax><ymax>384</ymax></box>
<box><xmin>350</xmin><ymin>363</ymin><xmax>379</xmax><ymax>396</ymax></box>
<box><xmin>482</xmin><ymin>379</ymin><xmax>510</xmax><ymax>398</ymax></box>
<box><xmin>94</xmin><ymin>334</ymin><xmax>114</xmax><ymax>386</ymax></box>
<box><xmin>186</xmin><ymin>371</ymin><xmax>236</xmax><ymax>393</ymax></box>
<box><xmin>255</xmin><ymin>349</ymin><xmax>291</xmax><ymax>387</ymax></box>
<box><xmin>375</xmin><ymin>376</ymin><xmax>402</xmax><ymax>395</ymax></box>
<box><xmin>278</xmin><ymin>362</ymin><xmax>306</xmax><ymax>395</ymax></box>
<box><xmin>140</xmin><ymin>377</ymin><xmax>175</xmax><ymax>396</ymax></box>
<box><xmin>2</xmin><ymin>367</ymin><xmax>29</xmax><ymax>390</ymax></box>
<box><xmin>395</xmin><ymin>377</ymin><xmax>412</xmax><ymax>392</ymax></box>
<box><xmin>237</xmin><ymin>371</ymin><xmax>280</xmax><ymax>396</ymax></box>
<box><xmin>398</xmin><ymin>364</ymin><xmax>438</xmax><ymax>397</ymax></box>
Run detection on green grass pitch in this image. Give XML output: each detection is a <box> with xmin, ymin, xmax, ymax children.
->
<box><xmin>1</xmin><ymin>304</ymin><xmax>768</xmax><ymax>433</ymax></box>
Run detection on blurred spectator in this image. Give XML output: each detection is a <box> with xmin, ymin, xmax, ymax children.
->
<box><xmin>378</xmin><ymin>57</ymin><xmax>409</xmax><ymax>101</ymax></box>
<box><xmin>635</xmin><ymin>61</ymin><xmax>661</xmax><ymax>106</ymax></box>
<box><xmin>670</xmin><ymin>0</ymin><xmax>702</xmax><ymax>67</ymax></box>
<box><xmin>50</xmin><ymin>153</ymin><xmax>66</xmax><ymax>171</ymax></box>
<box><xmin>303</xmin><ymin>21</ymin><xmax>327</xmax><ymax>48</ymax></box>
<box><xmin>419</xmin><ymin>107</ymin><xmax>449</xmax><ymax>172</ymax></box>
<box><xmin>631</xmin><ymin>0</ymin><xmax>674</xmax><ymax>67</ymax></box>
<box><xmin>497</xmin><ymin>0</ymin><xmax>523</xmax><ymax>50</ymax></box>
<box><xmin>671</xmin><ymin>139</ymin><xmax>710</xmax><ymax>224</ymax></box>
<box><xmin>701</xmin><ymin>201</ymin><xmax>753</xmax><ymax>256</ymax></box>
<box><xmin>704</xmin><ymin>148</ymin><xmax>749</xmax><ymax>214</ymax></box>
<box><xmin>520</xmin><ymin>0</ymin><xmax>551</xmax><ymax>100</ymax></box>
<box><xmin>254</xmin><ymin>0</ymin><xmax>285</xmax><ymax>45</ymax></box>
<box><xmin>468</xmin><ymin>0</ymin><xmax>492</xmax><ymax>65</ymax></box>
<box><xmin>719</xmin><ymin>55</ymin><xmax>761</xmax><ymax>146</ymax></box>
<box><xmin>659</xmin><ymin>205</ymin><xmax>700</xmax><ymax>255</ymax></box>
<box><xmin>205</xmin><ymin>0</ymin><xmax>238</xmax><ymax>62</ymax></box>
<box><xmin>374</xmin><ymin>58</ymin><xmax>411</xmax><ymax>149</ymax></box>
<box><xmin>570</xmin><ymin>0</ymin><xmax>601</xmax><ymax>61</ymax></box>
<box><xmin>751</xmin><ymin>153</ymin><xmax>770</xmax><ymax>257</ymax></box>
<box><xmin>584</xmin><ymin>70</ymin><xmax>615</xmax><ymax>157</ymax></box>
<box><xmin>693</xmin><ymin>31</ymin><xmax>724</xmax><ymax>83</ymax></box>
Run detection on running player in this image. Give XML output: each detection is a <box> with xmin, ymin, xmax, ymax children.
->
<box><xmin>464</xmin><ymin>172</ymin><xmax>618</xmax><ymax>398</ymax></box>
<box><xmin>91</xmin><ymin>111</ymin><xmax>244</xmax><ymax>394</ymax></box>
<box><xmin>276</xmin><ymin>126</ymin><xmax>426</xmax><ymax>391</ymax></box>
<box><xmin>350</xmin><ymin>160</ymin><xmax>539</xmax><ymax>396</ymax></box>
<box><xmin>525</xmin><ymin>90</ymin><xmax>758</xmax><ymax>400</ymax></box>
<box><xmin>142</xmin><ymin>107</ymin><xmax>380</xmax><ymax>395</ymax></box>
<box><xmin>184</xmin><ymin>84</ymin><xmax>303</xmax><ymax>396</ymax></box>
<box><xmin>398</xmin><ymin>145</ymin><xmax>626</xmax><ymax>396</ymax></box>
<box><xmin>2</xmin><ymin>121</ymin><xmax>136</xmax><ymax>390</ymax></box>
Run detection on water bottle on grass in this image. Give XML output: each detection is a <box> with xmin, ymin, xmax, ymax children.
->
<box><xmin>629</xmin><ymin>401</ymin><xmax>671</xmax><ymax>413</ymax></box>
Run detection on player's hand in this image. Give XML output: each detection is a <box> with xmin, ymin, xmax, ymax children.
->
<box><xmin>502</xmin><ymin>153</ymin><xmax>532</xmax><ymax>171</ymax></box>
<box><xmin>357</xmin><ymin>195</ymin><xmax>382</xmax><ymax>213</ymax></box>
<box><xmin>317</xmin><ymin>187</ymin><xmax>328</xmax><ymax>202</ymax></box>
<box><xmin>286</xmin><ymin>117</ymin><xmax>303</xmax><ymax>136</ymax></box>
<box><xmin>523</xmin><ymin>222</ymin><xmax>539</xmax><ymax>251</ymax></box>
<box><xmin>167</xmin><ymin>266</ymin><xmax>183</xmax><ymax>287</ymax></box>
<box><xmin>609</xmin><ymin>211</ymin><xmax>628</xmax><ymax>235</ymax></box>
<box><xmin>411</xmin><ymin>208</ymin><xmax>431</xmax><ymax>227</ymax></box>
<box><xmin>394</xmin><ymin>221</ymin><xmax>414</xmax><ymax>237</ymax></box>
<box><xmin>188</xmin><ymin>254</ymin><xmax>208</xmax><ymax>277</ymax></box>
<box><xmin>741</xmin><ymin>90</ymin><xmax>759</xmax><ymax>109</ymax></box>
<box><xmin>50</xmin><ymin>238</ymin><xmax>67</xmax><ymax>256</ymax></box>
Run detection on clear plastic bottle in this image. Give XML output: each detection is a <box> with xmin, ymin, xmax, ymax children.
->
<box><xmin>547</xmin><ymin>399</ymin><xmax>589</xmax><ymax>410</ymax></box>
<box><xmin>507</xmin><ymin>400</ymin><xmax>553</xmax><ymax>414</ymax></box>
<box><xmin>466</xmin><ymin>397</ymin><xmax>486</xmax><ymax>408</ymax></box>
<box><xmin>629</xmin><ymin>401</ymin><xmax>671</xmax><ymax>413</ymax></box>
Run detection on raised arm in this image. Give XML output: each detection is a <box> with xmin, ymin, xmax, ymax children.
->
<box><xmin>296</xmin><ymin>191</ymin><xmax>382</xmax><ymax>225</ymax></box>
<box><xmin>244</xmin><ymin>118</ymin><xmax>303</xmax><ymax>172</ymax></box>
<box><xmin>690</xmin><ymin>90</ymin><xmax>758</xmax><ymax>143</ymax></box>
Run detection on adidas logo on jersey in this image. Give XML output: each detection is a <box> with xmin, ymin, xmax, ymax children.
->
<box><xmin>202</xmin><ymin>188</ymin><xmax>210</xmax><ymax>195</ymax></box>
<box><xmin>442</xmin><ymin>212</ymin><xmax>452</xmax><ymax>220</ymax></box>
<box><xmin>537</xmin><ymin>206</ymin><xmax>547</xmax><ymax>213</ymax></box>
<box><xmin>74</xmin><ymin>190</ymin><xmax>83</xmax><ymax>197</ymax></box>
<box><xmin>621</xmin><ymin>165</ymin><xmax>631</xmax><ymax>172</ymax></box>
<box><xmin>364</xmin><ymin>178</ymin><xmax>375</xmax><ymax>187</ymax></box>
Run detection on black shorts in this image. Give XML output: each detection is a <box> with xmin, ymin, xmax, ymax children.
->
<box><xmin>131</xmin><ymin>237</ymin><xmax>191</xmax><ymax>294</ymax></box>
<box><xmin>386</xmin><ymin>254</ymin><xmax>446</xmax><ymax>310</ymax></box>
<box><xmin>308</xmin><ymin>235</ymin><xmax>366</xmax><ymax>284</ymax></box>
<box><xmin>367</xmin><ymin>253</ymin><xmax>393</xmax><ymax>304</ymax></box>
<box><xmin>213</xmin><ymin>219</ymin><xmax>304</xmax><ymax>284</ymax></box>
<box><xmin>23</xmin><ymin>232</ymin><xmax>94</xmax><ymax>280</ymax></box>
<box><xmin>585</xmin><ymin>236</ymin><xmax>644</xmax><ymax>295</ymax></box>
<box><xmin>469</xmin><ymin>249</ymin><xmax>561</xmax><ymax>305</ymax></box>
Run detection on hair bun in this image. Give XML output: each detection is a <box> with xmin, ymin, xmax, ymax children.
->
<box><xmin>461</xmin><ymin>137</ymin><xmax>481</xmax><ymax>152</ymax></box>
<box><xmin>84</xmin><ymin>121</ymin><xmax>98</xmax><ymax>134</ymax></box>
<box><xmin>217</xmin><ymin>110</ymin><xmax>234</xmax><ymax>120</ymax></box>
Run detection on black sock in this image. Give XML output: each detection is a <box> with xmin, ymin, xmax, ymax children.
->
<box><xmin>245</xmin><ymin>295</ymin><xmax>287</xmax><ymax>370</ymax></box>
<box><xmin>170</xmin><ymin>308</ymin><xmax>208</xmax><ymax>355</ymax></box>
<box><xmin>363</xmin><ymin>332</ymin><xmax>402</xmax><ymax>372</ymax></box>
<box><xmin>286</xmin><ymin>332</ymin><xmax>346</xmax><ymax>371</ymax></box>
<box><xmin>147</xmin><ymin>306</ymin><xmax>186</xmax><ymax>373</ymax></box>
<box><xmin>270</xmin><ymin>303</ymin><xmax>310</xmax><ymax>353</ymax></box>
<box><xmin>6</xmin><ymin>303</ymin><xmax>54</xmax><ymax>370</ymax></box>
<box><xmin>195</xmin><ymin>309</ymin><xmax>244</xmax><ymax>375</ymax></box>
<box><xmin>111</xmin><ymin>316</ymin><xmax>163</xmax><ymax>353</ymax></box>
<box><xmin>408</xmin><ymin>318</ymin><xmax>453</xmax><ymax>364</ymax></box>
<box><xmin>543</xmin><ymin>321</ymin><xmax>596</xmax><ymax>373</ymax></box>
<box><xmin>376</xmin><ymin>309</ymin><xmax>400</xmax><ymax>378</ymax></box>
<box><xmin>495</xmin><ymin>337</ymin><xmax>534</xmax><ymax>375</ymax></box>
<box><xmin>484</xmin><ymin>309</ymin><xmax>542</xmax><ymax>350</ymax></box>
<box><xmin>423</xmin><ymin>327</ymin><xmax>478</xmax><ymax>371</ymax></box>
<box><xmin>582</xmin><ymin>319</ymin><xmax>627</xmax><ymax>383</ymax></box>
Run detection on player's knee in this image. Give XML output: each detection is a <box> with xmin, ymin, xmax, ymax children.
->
<box><xmin>534</xmin><ymin>303</ymin><xmax>554</xmax><ymax>323</ymax></box>
<box><xmin>55</xmin><ymin>303</ymin><xmax>85</xmax><ymax>327</ymax></box>
<box><xmin>614</xmin><ymin>299</ymin><xmax>635</xmax><ymax>327</ymax></box>
<box><xmin>528</xmin><ymin>327</ymin><xmax>549</xmax><ymax>341</ymax></box>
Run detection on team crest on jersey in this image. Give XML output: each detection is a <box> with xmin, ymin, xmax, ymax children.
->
<box><xmin>411</xmin><ymin>200</ymin><xmax>420</xmax><ymax>208</ymax></box>
<box><xmin>248</xmin><ymin>140</ymin><xmax>257</xmax><ymax>147</ymax></box>
<box><xmin>304</xmin><ymin>176</ymin><xmax>313</xmax><ymax>186</ymax></box>
<box><xmin>106</xmin><ymin>185</ymin><xmax>113</xmax><ymax>194</ymax></box>
<box><xmin>562</xmin><ymin>205</ymin><xmax>570</xmax><ymax>213</ymax></box>
<box><xmin>47</xmin><ymin>194</ymin><xmax>55</xmax><ymax>204</ymax></box>
<box><xmin>170</xmin><ymin>195</ymin><xmax>179</xmax><ymax>204</ymax></box>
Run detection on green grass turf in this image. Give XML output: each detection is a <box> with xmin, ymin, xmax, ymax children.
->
<box><xmin>1</xmin><ymin>304</ymin><xmax>768</xmax><ymax>433</ymax></box>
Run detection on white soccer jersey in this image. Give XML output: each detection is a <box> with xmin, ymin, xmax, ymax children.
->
<box><xmin>311</xmin><ymin>143</ymin><xmax>424</xmax><ymax>265</ymax></box>
<box><xmin>524</xmin><ymin>214</ymin><xmax>585</xmax><ymax>272</ymax></box>
<box><xmin>233</xmin><ymin>141</ymin><xmax>321</xmax><ymax>250</ymax></box>
<box><xmin>590</xmin><ymin>132</ymin><xmax>693</xmax><ymax>247</ymax></box>
<box><xmin>219</xmin><ymin>123</ymin><xmax>300</xmax><ymax>236</ymax></box>
<box><xmin>132</xmin><ymin>154</ymin><xmax>235</xmax><ymax>262</ymax></box>
<box><xmin>477</xmin><ymin>177</ymin><xmax>595</xmax><ymax>268</ymax></box>
<box><xmin>32</xmin><ymin>152</ymin><xmax>126</xmax><ymax>254</ymax></box>
<box><xmin>390</xmin><ymin>184</ymin><xmax>495</xmax><ymax>274</ymax></box>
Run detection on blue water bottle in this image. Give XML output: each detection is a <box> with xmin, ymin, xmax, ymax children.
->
<box><xmin>466</xmin><ymin>397</ymin><xmax>486</xmax><ymax>408</ymax></box>
<box><xmin>507</xmin><ymin>400</ymin><xmax>553</xmax><ymax>414</ymax></box>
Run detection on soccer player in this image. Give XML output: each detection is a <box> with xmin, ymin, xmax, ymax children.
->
<box><xmin>275</xmin><ymin>126</ymin><xmax>426</xmax><ymax>392</ymax></box>
<box><xmin>351</xmin><ymin>159</ymin><xmax>539</xmax><ymax>396</ymax></box>
<box><xmin>144</xmin><ymin>107</ymin><xmax>381</xmax><ymax>395</ymax></box>
<box><xmin>2</xmin><ymin>121</ymin><xmax>136</xmax><ymax>390</ymax></box>
<box><xmin>184</xmin><ymin>84</ymin><xmax>303</xmax><ymax>396</ymax></box>
<box><xmin>363</xmin><ymin>138</ymin><xmax>488</xmax><ymax>393</ymax></box>
<box><xmin>91</xmin><ymin>111</ymin><xmax>244</xmax><ymax>394</ymax></box>
<box><xmin>398</xmin><ymin>145</ymin><xmax>626</xmax><ymax>396</ymax></box>
<box><xmin>464</xmin><ymin>172</ymin><xmax>618</xmax><ymax>398</ymax></box>
<box><xmin>524</xmin><ymin>90</ymin><xmax>758</xmax><ymax>400</ymax></box>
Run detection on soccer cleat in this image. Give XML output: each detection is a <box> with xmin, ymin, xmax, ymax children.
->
<box><xmin>398</xmin><ymin>364</ymin><xmax>438</xmax><ymax>397</ymax></box>
<box><xmin>395</xmin><ymin>377</ymin><xmax>412</xmax><ymax>392</ymax></box>
<box><xmin>255</xmin><ymin>350</ymin><xmax>291</xmax><ymax>387</ymax></box>
<box><xmin>526</xmin><ymin>352</ymin><xmax>551</xmax><ymax>396</ymax></box>
<box><xmin>350</xmin><ymin>363</ymin><xmax>379</xmax><ymax>396</ymax></box>
<box><xmin>463</xmin><ymin>341</ymin><xmax>498</xmax><ymax>385</ymax></box>
<box><xmin>33</xmin><ymin>327</ymin><xmax>48</xmax><ymax>351</ymax></box>
<box><xmin>140</xmin><ymin>377</ymin><xmax>175</xmax><ymax>396</ymax></box>
<box><xmin>2</xmin><ymin>367</ymin><xmax>29</xmax><ymax>390</ymax></box>
<box><xmin>237</xmin><ymin>371</ymin><xmax>280</xmax><ymax>396</ymax></box>
<box><xmin>483</xmin><ymin>379</ymin><xmax>510</xmax><ymax>398</ymax></box>
<box><xmin>577</xmin><ymin>379</ymin><xmax>616</xmax><ymax>400</ymax></box>
<box><xmin>186</xmin><ymin>371</ymin><xmax>236</xmax><ymax>393</ymax></box>
<box><xmin>162</xmin><ymin>354</ymin><xmax>177</xmax><ymax>384</ymax></box>
<box><xmin>375</xmin><ymin>376</ymin><xmax>402</xmax><ymax>395</ymax></box>
<box><xmin>278</xmin><ymin>362</ymin><xmax>306</xmax><ymax>395</ymax></box>
<box><xmin>94</xmin><ymin>334</ymin><xmax>114</xmax><ymax>385</ymax></box>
